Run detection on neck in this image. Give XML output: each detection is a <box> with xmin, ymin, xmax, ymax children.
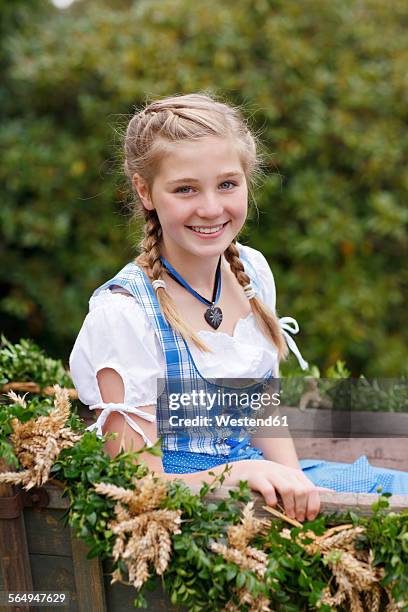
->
<box><xmin>161</xmin><ymin>243</ymin><xmax>225</xmax><ymax>296</ymax></box>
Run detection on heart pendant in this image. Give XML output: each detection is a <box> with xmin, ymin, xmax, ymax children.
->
<box><xmin>204</xmin><ymin>306</ymin><xmax>223</xmax><ymax>330</ymax></box>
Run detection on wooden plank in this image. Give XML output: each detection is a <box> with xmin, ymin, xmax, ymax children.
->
<box><xmin>43</xmin><ymin>484</ymin><xmax>69</xmax><ymax>510</ymax></box>
<box><xmin>0</xmin><ymin>511</ymin><xmax>34</xmax><ymax>612</ymax></box>
<box><xmin>29</xmin><ymin>553</ymin><xmax>78</xmax><ymax>612</ymax></box>
<box><xmin>189</xmin><ymin>485</ymin><xmax>408</xmax><ymax>517</ymax></box>
<box><xmin>24</xmin><ymin>508</ymin><xmax>72</xmax><ymax>557</ymax></box>
<box><xmin>279</xmin><ymin>406</ymin><xmax>408</xmax><ymax>437</ymax></box>
<box><xmin>0</xmin><ymin>461</ymin><xmax>33</xmax><ymax>612</ymax></box>
<box><xmin>103</xmin><ymin>559</ymin><xmax>179</xmax><ymax>612</ymax></box>
<box><xmin>295</xmin><ymin>437</ymin><xmax>408</xmax><ymax>470</ymax></box>
<box><xmin>70</xmin><ymin>531</ymin><xmax>107</xmax><ymax>612</ymax></box>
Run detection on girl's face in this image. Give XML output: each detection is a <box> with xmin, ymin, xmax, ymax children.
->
<box><xmin>135</xmin><ymin>136</ymin><xmax>248</xmax><ymax>261</ymax></box>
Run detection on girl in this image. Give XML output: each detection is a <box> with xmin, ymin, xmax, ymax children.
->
<box><xmin>69</xmin><ymin>93</ymin><xmax>408</xmax><ymax>523</ymax></box>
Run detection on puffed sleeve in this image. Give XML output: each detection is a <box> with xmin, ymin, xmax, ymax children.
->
<box><xmin>245</xmin><ymin>247</ymin><xmax>277</xmax><ymax>312</ymax></box>
<box><xmin>69</xmin><ymin>290</ymin><xmax>166</xmax><ymax>442</ymax></box>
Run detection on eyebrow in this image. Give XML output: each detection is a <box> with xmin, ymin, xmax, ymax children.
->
<box><xmin>166</xmin><ymin>171</ymin><xmax>244</xmax><ymax>185</ymax></box>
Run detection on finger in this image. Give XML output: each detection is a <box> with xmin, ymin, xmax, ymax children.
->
<box><xmin>250</xmin><ymin>475</ymin><xmax>278</xmax><ymax>507</ymax></box>
<box><xmin>293</xmin><ymin>486</ymin><xmax>309</xmax><ymax>522</ymax></box>
<box><xmin>290</xmin><ymin>472</ymin><xmax>319</xmax><ymax>520</ymax></box>
<box><xmin>291</xmin><ymin>472</ymin><xmax>323</xmax><ymax>521</ymax></box>
<box><xmin>305</xmin><ymin>487</ymin><xmax>321</xmax><ymax>521</ymax></box>
<box><xmin>274</xmin><ymin>481</ymin><xmax>296</xmax><ymax>519</ymax></box>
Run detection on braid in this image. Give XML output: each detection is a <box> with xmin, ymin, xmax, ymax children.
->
<box><xmin>224</xmin><ymin>242</ymin><xmax>289</xmax><ymax>361</ymax></box>
<box><xmin>224</xmin><ymin>241</ymin><xmax>252</xmax><ymax>287</ymax></box>
<box><xmin>136</xmin><ymin>211</ymin><xmax>163</xmax><ymax>278</ymax></box>
<box><xmin>135</xmin><ymin>212</ymin><xmax>212</xmax><ymax>353</ymax></box>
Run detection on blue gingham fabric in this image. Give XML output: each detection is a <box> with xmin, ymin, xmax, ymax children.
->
<box><xmin>299</xmin><ymin>456</ymin><xmax>408</xmax><ymax>495</ymax></box>
<box><xmin>91</xmin><ymin>243</ymin><xmax>273</xmax><ymax>458</ymax></box>
<box><xmin>162</xmin><ymin>441</ymin><xmax>264</xmax><ymax>474</ymax></box>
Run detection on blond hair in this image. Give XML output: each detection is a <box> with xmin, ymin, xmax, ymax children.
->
<box><xmin>123</xmin><ymin>92</ymin><xmax>288</xmax><ymax>360</ymax></box>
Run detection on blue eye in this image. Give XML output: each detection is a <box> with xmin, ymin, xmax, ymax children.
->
<box><xmin>175</xmin><ymin>186</ymin><xmax>193</xmax><ymax>193</ymax></box>
<box><xmin>220</xmin><ymin>181</ymin><xmax>237</xmax><ymax>189</ymax></box>
<box><xmin>174</xmin><ymin>181</ymin><xmax>237</xmax><ymax>194</ymax></box>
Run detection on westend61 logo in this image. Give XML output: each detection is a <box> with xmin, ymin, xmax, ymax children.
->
<box><xmin>167</xmin><ymin>389</ymin><xmax>285</xmax><ymax>429</ymax></box>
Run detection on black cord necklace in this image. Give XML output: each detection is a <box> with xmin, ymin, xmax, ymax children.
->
<box><xmin>160</xmin><ymin>256</ymin><xmax>223</xmax><ymax>330</ymax></box>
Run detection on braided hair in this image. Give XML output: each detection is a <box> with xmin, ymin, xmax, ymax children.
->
<box><xmin>124</xmin><ymin>93</ymin><xmax>288</xmax><ymax>360</ymax></box>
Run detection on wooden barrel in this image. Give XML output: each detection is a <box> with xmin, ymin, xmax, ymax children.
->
<box><xmin>0</xmin><ymin>477</ymin><xmax>407</xmax><ymax>612</ymax></box>
<box><xmin>1</xmin><ymin>391</ymin><xmax>407</xmax><ymax>611</ymax></box>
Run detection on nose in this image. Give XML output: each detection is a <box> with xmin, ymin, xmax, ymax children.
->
<box><xmin>196</xmin><ymin>193</ymin><xmax>224</xmax><ymax>219</ymax></box>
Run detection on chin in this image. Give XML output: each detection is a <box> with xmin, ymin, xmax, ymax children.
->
<box><xmin>188</xmin><ymin>239</ymin><xmax>232</xmax><ymax>257</ymax></box>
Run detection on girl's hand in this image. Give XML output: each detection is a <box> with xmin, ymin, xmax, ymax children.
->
<box><xmin>230</xmin><ymin>460</ymin><xmax>332</xmax><ymax>522</ymax></box>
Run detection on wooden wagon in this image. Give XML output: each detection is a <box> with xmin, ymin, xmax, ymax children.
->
<box><xmin>1</xmin><ymin>400</ymin><xmax>407</xmax><ymax>612</ymax></box>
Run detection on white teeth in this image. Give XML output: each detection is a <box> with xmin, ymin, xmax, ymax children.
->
<box><xmin>189</xmin><ymin>224</ymin><xmax>224</xmax><ymax>234</ymax></box>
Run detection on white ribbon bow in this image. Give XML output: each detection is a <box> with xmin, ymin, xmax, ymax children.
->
<box><xmin>279</xmin><ymin>316</ymin><xmax>309</xmax><ymax>371</ymax></box>
<box><xmin>86</xmin><ymin>402</ymin><xmax>156</xmax><ymax>447</ymax></box>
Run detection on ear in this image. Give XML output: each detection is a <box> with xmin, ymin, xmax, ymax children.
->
<box><xmin>132</xmin><ymin>173</ymin><xmax>154</xmax><ymax>211</ymax></box>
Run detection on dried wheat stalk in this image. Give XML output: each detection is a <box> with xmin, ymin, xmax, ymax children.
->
<box><xmin>0</xmin><ymin>385</ymin><xmax>81</xmax><ymax>489</ymax></box>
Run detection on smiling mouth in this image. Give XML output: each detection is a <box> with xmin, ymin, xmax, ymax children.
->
<box><xmin>186</xmin><ymin>221</ymin><xmax>230</xmax><ymax>234</ymax></box>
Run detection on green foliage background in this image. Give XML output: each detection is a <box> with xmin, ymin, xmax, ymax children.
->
<box><xmin>1</xmin><ymin>0</ymin><xmax>407</xmax><ymax>376</ymax></box>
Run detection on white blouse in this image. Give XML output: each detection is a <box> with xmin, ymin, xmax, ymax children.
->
<box><xmin>69</xmin><ymin>245</ymin><xmax>308</xmax><ymax>417</ymax></box>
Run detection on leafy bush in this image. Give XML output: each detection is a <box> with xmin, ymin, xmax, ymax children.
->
<box><xmin>0</xmin><ymin>334</ymin><xmax>72</xmax><ymax>389</ymax></box>
<box><xmin>1</xmin><ymin>0</ymin><xmax>407</xmax><ymax>376</ymax></box>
